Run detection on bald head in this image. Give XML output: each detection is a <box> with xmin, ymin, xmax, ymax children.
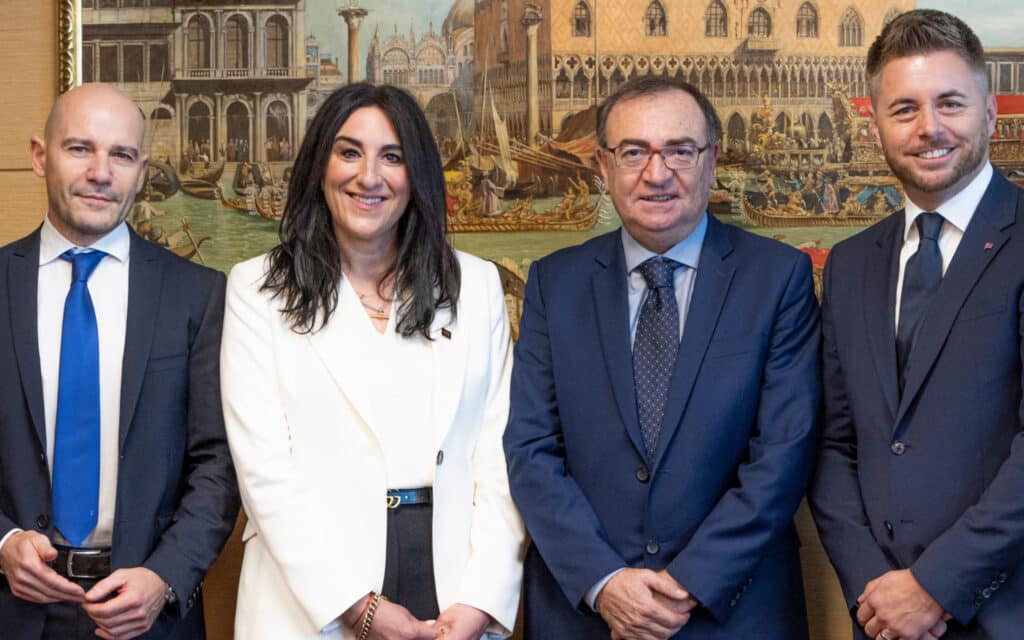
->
<box><xmin>44</xmin><ymin>83</ymin><xmax>144</xmax><ymax>145</ymax></box>
<box><xmin>31</xmin><ymin>83</ymin><xmax>149</xmax><ymax>247</ymax></box>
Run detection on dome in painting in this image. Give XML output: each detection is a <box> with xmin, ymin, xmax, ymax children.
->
<box><xmin>443</xmin><ymin>0</ymin><xmax>474</xmax><ymax>35</ymax></box>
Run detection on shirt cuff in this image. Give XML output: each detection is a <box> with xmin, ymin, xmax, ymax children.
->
<box><xmin>586</xmin><ymin>568</ymin><xmax>627</xmax><ymax>611</ymax></box>
<box><xmin>0</xmin><ymin>529</ymin><xmax>25</xmax><ymax>572</ymax></box>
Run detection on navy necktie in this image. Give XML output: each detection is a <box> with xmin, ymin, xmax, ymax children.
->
<box><xmin>633</xmin><ymin>257</ymin><xmax>682</xmax><ymax>462</ymax></box>
<box><xmin>896</xmin><ymin>212</ymin><xmax>944</xmax><ymax>393</ymax></box>
<box><xmin>53</xmin><ymin>249</ymin><xmax>106</xmax><ymax>546</ymax></box>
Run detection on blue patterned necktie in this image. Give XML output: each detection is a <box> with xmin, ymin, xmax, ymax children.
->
<box><xmin>633</xmin><ymin>257</ymin><xmax>682</xmax><ymax>462</ymax></box>
<box><xmin>53</xmin><ymin>249</ymin><xmax>106</xmax><ymax>546</ymax></box>
<box><xmin>896</xmin><ymin>212</ymin><xmax>944</xmax><ymax>393</ymax></box>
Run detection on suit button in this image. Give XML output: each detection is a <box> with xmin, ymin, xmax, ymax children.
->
<box><xmin>635</xmin><ymin>467</ymin><xmax>650</xmax><ymax>483</ymax></box>
<box><xmin>187</xmin><ymin>596</ymin><xmax>195</xmax><ymax>608</ymax></box>
<box><xmin>998</xmin><ymin>572</ymin><xmax>1008</xmax><ymax>583</ymax></box>
<box><xmin>883</xmin><ymin>520</ymin><xmax>893</xmax><ymax>536</ymax></box>
<box><xmin>729</xmin><ymin>598</ymin><xmax>737</xmax><ymax>607</ymax></box>
<box><xmin>982</xmin><ymin>588</ymin><xmax>992</xmax><ymax>598</ymax></box>
<box><xmin>890</xmin><ymin>441</ymin><xmax>906</xmax><ymax>455</ymax></box>
<box><xmin>974</xmin><ymin>596</ymin><xmax>984</xmax><ymax>606</ymax></box>
<box><xmin>35</xmin><ymin>514</ymin><xmax>49</xmax><ymax>529</ymax></box>
<box><xmin>436</xmin><ymin>450</ymin><xmax>444</xmax><ymax>465</ymax></box>
<box><xmin>645</xmin><ymin>541</ymin><xmax>660</xmax><ymax>555</ymax></box>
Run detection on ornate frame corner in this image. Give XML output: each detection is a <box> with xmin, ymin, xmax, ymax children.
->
<box><xmin>57</xmin><ymin>0</ymin><xmax>78</xmax><ymax>94</ymax></box>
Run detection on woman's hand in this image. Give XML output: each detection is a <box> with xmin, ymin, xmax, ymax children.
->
<box><xmin>366</xmin><ymin>600</ymin><xmax>436</xmax><ymax>640</ymax></box>
<box><xmin>433</xmin><ymin>604</ymin><xmax>491</xmax><ymax>640</ymax></box>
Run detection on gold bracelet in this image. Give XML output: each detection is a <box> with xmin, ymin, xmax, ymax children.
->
<box><xmin>357</xmin><ymin>592</ymin><xmax>385</xmax><ymax>640</ymax></box>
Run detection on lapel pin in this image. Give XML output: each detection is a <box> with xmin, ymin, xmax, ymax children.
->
<box><xmin>441</xmin><ymin>328</ymin><xmax>452</xmax><ymax>340</ymax></box>
<box><xmin>984</xmin><ymin>242</ymin><xmax>994</xmax><ymax>250</ymax></box>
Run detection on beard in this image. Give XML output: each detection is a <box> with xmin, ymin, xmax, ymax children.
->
<box><xmin>882</xmin><ymin>131</ymin><xmax>990</xmax><ymax>203</ymax></box>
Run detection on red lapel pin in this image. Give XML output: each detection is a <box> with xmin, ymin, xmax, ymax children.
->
<box><xmin>984</xmin><ymin>242</ymin><xmax>994</xmax><ymax>250</ymax></box>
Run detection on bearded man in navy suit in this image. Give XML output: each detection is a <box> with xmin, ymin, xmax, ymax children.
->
<box><xmin>810</xmin><ymin>10</ymin><xmax>1024</xmax><ymax>640</ymax></box>
<box><xmin>504</xmin><ymin>74</ymin><xmax>820</xmax><ymax>639</ymax></box>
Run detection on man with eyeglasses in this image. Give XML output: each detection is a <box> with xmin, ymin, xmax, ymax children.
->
<box><xmin>505</xmin><ymin>74</ymin><xmax>820</xmax><ymax>639</ymax></box>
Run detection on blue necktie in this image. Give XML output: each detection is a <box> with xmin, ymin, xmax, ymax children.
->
<box><xmin>896</xmin><ymin>212</ymin><xmax>944</xmax><ymax>393</ymax></box>
<box><xmin>53</xmin><ymin>249</ymin><xmax>106</xmax><ymax>546</ymax></box>
<box><xmin>633</xmin><ymin>257</ymin><xmax>682</xmax><ymax>462</ymax></box>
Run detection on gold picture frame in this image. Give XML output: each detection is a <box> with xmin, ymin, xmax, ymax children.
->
<box><xmin>57</xmin><ymin>0</ymin><xmax>77</xmax><ymax>94</ymax></box>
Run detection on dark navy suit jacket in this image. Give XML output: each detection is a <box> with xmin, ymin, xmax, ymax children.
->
<box><xmin>810</xmin><ymin>171</ymin><xmax>1024</xmax><ymax>640</ymax></box>
<box><xmin>0</xmin><ymin>227</ymin><xmax>240</xmax><ymax>639</ymax></box>
<box><xmin>504</xmin><ymin>215</ymin><xmax>820</xmax><ymax>639</ymax></box>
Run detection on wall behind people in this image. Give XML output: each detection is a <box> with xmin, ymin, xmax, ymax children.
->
<box><xmin>0</xmin><ymin>0</ymin><xmax>54</xmax><ymax>243</ymax></box>
<box><xmin>0</xmin><ymin>3</ymin><xmax>852</xmax><ymax>638</ymax></box>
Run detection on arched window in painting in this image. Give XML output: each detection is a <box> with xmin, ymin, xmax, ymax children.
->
<box><xmin>839</xmin><ymin>8</ymin><xmax>863</xmax><ymax>47</ymax></box>
<box><xmin>265</xmin><ymin>100</ymin><xmax>291</xmax><ymax>159</ymax></box>
<box><xmin>705</xmin><ymin>1</ymin><xmax>727</xmax><ymax>38</ymax></box>
<box><xmin>225</xmin><ymin>15</ymin><xmax>249</xmax><ymax>69</ymax></box>
<box><xmin>797</xmin><ymin>3</ymin><xmax>818</xmax><ymax>38</ymax></box>
<box><xmin>266</xmin><ymin>15</ymin><xmax>290</xmax><ymax>70</ymax></box>
<box><xmin>573</xmin><ymin>1</ymin><xmax>591</xmax><ymax>37</ymax></box>
<box><xmin>186</xmin><ymin>14</ymin><xmax>211</xmax><ymax>69</ymax></box>
<box><xmin>645</xmin><ymin>1</ymin><xmax>667</xmax><ymax>37</ymax></box>
<box><xmin>748</xmin><ymin>8</ymin><xmax>771</xmax><ymax>39</ymax></box>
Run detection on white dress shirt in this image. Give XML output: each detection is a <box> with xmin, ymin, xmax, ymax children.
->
<box><xmin>34</xmin><ymin>217</ymin><xmax>129</xmax><ymax>548</ymax></box>
<box><xmin>585</xmin><ymin>213</ymin><xmax>709</xmax><ymax>610</ymax></box>
<box><xmin>894</xmin><ymin>163</ymin><xmax>992</xmax><ymax>330</ymax></box>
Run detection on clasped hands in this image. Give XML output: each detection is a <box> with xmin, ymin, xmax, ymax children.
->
<box><xmin>596</xmin><ymin>568</ymin><xmax>699</xmax><ymax>640</ymax></box>
<box><xmin>856</xmin><ymin>569</ymin><xmax>952</xmax><ymax>640</ymax></box>
<box><xmin>343</xmin><ymin>595</ymin><xmax>491</xmax><ymax>640</ymax></box>
<box><xmin>0</xmin><ymin>530</ymin><xmax>169</xmax><ymax>639</ymax></box>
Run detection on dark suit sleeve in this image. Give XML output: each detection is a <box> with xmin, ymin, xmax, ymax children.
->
<box><xmin>665</xmin><ymin>252</ymin><xmax>820</xmax><ymax>622</ymax></box>
<box><xmin>910</xmin><ymin>285</ymin><xmax>1024</xmax><ymax>624</ymax></box>
<box><xmin>808</xmin><ymin>255</ymin><xmax>894</xmax><ymax>610</ymax></box>
<box><xmin>142</xmin><ymin>272</ymin><xmax>240</xmax><ymax>616</ymax></box>
<box><xmin>504</xmin><ymin>261</ymin><xmax>628</xmax><ymax>608</ymax></box>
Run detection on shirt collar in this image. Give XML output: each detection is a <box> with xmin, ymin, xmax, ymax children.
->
<box><xmin>621</xmin><ymin>213</ymin><xmax>708</xmax><ymax>274</ymax></box>
<box><xmin>39</xmin><ymin>216</ymin><xmax>131</xmax><ymax>266</ymax></box>
<box><xmin>903</xmin><ymin>162</ymin><xmax>992</xmax><ymax>241</ymax></box>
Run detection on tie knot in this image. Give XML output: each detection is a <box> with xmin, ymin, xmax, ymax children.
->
<box><xmin>61</xmin><ymin>250</ymin><xmax>106</xmax><ymax>283</ymax></box>
<box><xmin>917</xmin><ymin>212</ymin><xmax>944</xmax><ymax>242</ymax></box>
<box><xmin>637</xmin><ymin>257</ymin><xmax>681</xmax><ymax>290</ymax></box>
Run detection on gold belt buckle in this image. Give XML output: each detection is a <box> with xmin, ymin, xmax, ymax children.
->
<box><xmin>386</xmin><ymin>495</ymin><xmax>401</xmax><ymax>509</ymax></box>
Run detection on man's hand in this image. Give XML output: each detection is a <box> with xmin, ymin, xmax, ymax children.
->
<box><xmin>856</xmin><ymin>569</ymin><xmax>947</xmax><ymax>640</ymax></box>
<box><xmin>596</xmin><ymin>568</ymin><xmax>696</xmax><ymax>640</ymax></box>
<box><xmin>0</xmin><ymin>530</ymin><xmax>84</xmax><ymax>604</ymax></box>
<box><xmin>433</xmin><ymin>603</ymin><xmax>490</xmax><ymax>639</ymax></box>
<box><xmin>83</xmin><ymin>567</ymin><xmax>168</xmax><ymax>640</ymax></box>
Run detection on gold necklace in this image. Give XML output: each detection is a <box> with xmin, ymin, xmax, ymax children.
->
<box><xmin>357</xmin><ymin>292</ymin><xmax>390</xmax><ymax>320</ymax></box>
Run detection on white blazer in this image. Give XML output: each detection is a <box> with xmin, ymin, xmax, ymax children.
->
<box><xmin>221</xmin><ymin>251</ymin><xmax>525</xmax><ymax>639</ymax></box>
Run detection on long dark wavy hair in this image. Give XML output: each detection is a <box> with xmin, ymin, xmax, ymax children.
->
<box><xmin>262</xmin><ymin>83</ymin><xmax>460</xmax><ymax>338</ymax></box>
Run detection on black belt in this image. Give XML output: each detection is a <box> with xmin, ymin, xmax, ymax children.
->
<box><xmin>386</xmin><ymin>488</ymin><xmax>432</xmax><ymax>509</ymax></box>
<box><xmin>53</xmin><ymin>545</ymin><xmax>112</xmax><ymax>579</ymax></box>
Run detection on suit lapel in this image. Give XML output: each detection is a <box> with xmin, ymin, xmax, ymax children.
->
<box><xmin>8</xmin><ymin>230</ymin><xmax>47</xmax><ymax>451</ymax></box>
<box><xmin>590</xmin><ymin>232</ymin><xmax>646</xmax><ymax>458</ymax></box>
<box><xmin>119</xmin><ymin>230</ymin><xmax>164</xmax><ymax>452</ymax></box>
<box><xmin>895</xmin><ymin>173</ymin><xmax>1018</xmax><ymax>426</ymax></box>
<box><xmin>429</xmin><ymin>304</ymin><xmax>467</xmax><ymax>449</ymax></box>
<box><xmin>863</xmin><ymin>215</ymin><xmax>902</xmax><ymax>422</ymax></box>
<box><xmin>306</xmin><ymin>288</ymin><xmax>384</xmax><ymax>439</ymax></box>
<box><xmin>651</xmin><ymin>216</ymin><xmax>734</xmax><ymax>471</ymax></box>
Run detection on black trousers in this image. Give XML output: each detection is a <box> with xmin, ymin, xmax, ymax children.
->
<box><xmin>41</xmin><ymin>577</ymin><xmax>99</xmax><ymax>640</ymax></box>
<box><xmin>381</xmin><ymin>502</ymin><xmax>440</xmax><ymax>620</ymax></box>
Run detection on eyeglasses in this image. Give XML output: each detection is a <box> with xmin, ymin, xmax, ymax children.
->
<box><xmin>603</xmin><ymin>142</ymin><xmax>710</xmax><ymax>171</ymax></box>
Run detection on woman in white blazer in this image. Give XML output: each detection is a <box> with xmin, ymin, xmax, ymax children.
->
<box><xmin>220</xmin><ymin>84</ymin><xmax>524</xmax><ymax>640</ymax></box>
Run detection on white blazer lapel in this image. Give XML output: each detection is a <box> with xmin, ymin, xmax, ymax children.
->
<box><xmin>430</xmin><ymin>305</ymin><xmax>468</xmax><ymax>448</ymax></box>
<box><xmin>306</xmin><ymin>284</ymin><xmax>382</xmax><ymax>439</ymax></box>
